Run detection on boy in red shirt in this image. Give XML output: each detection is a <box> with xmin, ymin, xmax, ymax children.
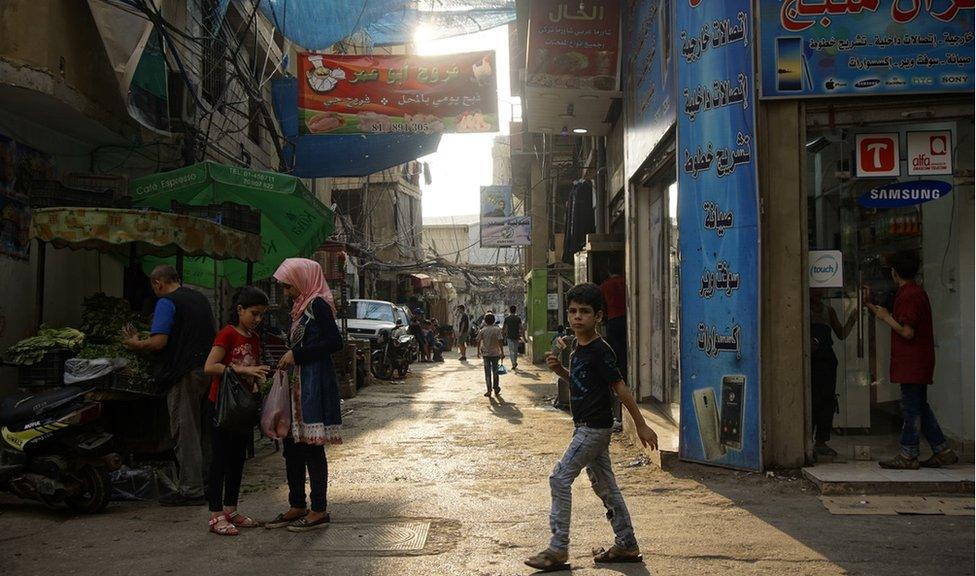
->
<box><xmin>865</xmin><ymin>251</ymin><xmax>957</xmax><ymax>470</ymax></box>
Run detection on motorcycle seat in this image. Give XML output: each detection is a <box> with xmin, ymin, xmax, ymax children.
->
<box><xmin>0</xmin><ymin>386</ymin><xmax>89</xmax><ymax>427</ymax></box>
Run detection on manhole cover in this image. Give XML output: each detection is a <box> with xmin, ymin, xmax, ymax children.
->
<box><xmin>293</xmin><ymin>522</ymin><xmax>431</xmax><ymax>551</ymax></box>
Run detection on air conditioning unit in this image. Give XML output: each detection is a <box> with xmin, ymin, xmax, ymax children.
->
<box><xmin>168</xmin><ymin>71</ymin><xmax>198</xmax><ymax>129</ymax></box>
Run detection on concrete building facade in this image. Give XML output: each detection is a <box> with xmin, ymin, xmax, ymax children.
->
<box><xmin>508</xmin><ymin>0</ymin><xmax>974</xmax><ymax>469</ymax></box>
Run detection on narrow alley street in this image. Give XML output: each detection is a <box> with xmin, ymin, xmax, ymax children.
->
<box><xmin>1</xmin><ymin>356</ymin><xmax>972</xmax><ymax>576</ymax></box>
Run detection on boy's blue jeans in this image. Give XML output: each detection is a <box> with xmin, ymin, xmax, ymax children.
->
<box><xmin>483</xmin><ymin>356</ymin><xmax>500</xmax><ymax>391</ymax></box>
<box><xmin>549</xmin><ymin>426</ymin><xmax>638</xmax><ymax>553</ymax></box>
<box><xmin>899</xmin><ymin>384</ymin><xmax>948</xmax><ymax>458</ymax></box>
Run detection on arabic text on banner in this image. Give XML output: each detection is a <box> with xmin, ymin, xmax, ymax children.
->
<box><xmin>622</xmin><ymin>0</ymin><xmax>676</xmax><ymax>180</ymax></box>
<box><xmin>758</xmin><ymin>0</ymin><xmax>974</xmax><ymax>98</ymax></box>
<box><xmin>527</xmin><ymin>0</ymin><xmax>621</xmax><ymax>91</ymax></box>
<box><xmin>298</xmin><ymin>51</ymin><xmax>498</xmax><ymax>135</ymax></box>
<box><xmin>480</xmin><ymin>185</ymin><xmax>531</xmax><ymax>247</ymax></box>
<box><xmin>677</xmin><ymin>0</ymin><xmax>763</xmax><ymax>471</ymax></box>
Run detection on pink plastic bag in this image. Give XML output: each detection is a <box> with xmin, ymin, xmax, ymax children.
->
<box><xmin>261</xmin><ymin>370</ymin><xmax>291</xmax><ymax>440</ymax></box>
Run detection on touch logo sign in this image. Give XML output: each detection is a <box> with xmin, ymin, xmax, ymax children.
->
<box><xmin>809</xmin><ymin>250</ymin><xmax>843</xmax><ymax>288</ymax></box>
<box><xmin>856</xmin><ymin>133</ymin><xmax>900</xmax><ymax>177</ymax></box>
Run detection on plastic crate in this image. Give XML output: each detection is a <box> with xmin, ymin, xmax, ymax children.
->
<box><xmin>18</xmin><ymin>349</ymin><xmax>74</xmax><ymax>388</ymax></box>
<box><xmin>170</xmin><ymin>200</ymin><xmax>261</xmax><ymax>235</ymax></box>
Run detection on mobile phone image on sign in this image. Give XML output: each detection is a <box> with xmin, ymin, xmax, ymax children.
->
<box><xmin>720</xmin><ymin>375</ymin><xmax>746</xmax><ymax>451</ymax></box>
<box><xmin>776</xmin><ymin>37</ymin><xmax>803</xmax><ymax>92</ymax></box>
<box><xmin>693</xmin><ymin>388</ymin><xmax>725</xmax><ymax>460</ymax></box>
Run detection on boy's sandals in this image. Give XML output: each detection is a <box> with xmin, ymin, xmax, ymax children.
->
<box><xmin>287</xmin><ymin>512</ymin><xmax>331</xmax><ymax>532</ymax></box>
<box><xmin>227</xmin><ymin>511</ymin><xmax>261</xmax><ymax>528</ymax></box>
<box><xmin>208</xmin><ymin>515</ymin><xmax>239</xmax><ymax>536</ymax></box>
<box><xmin>592</xmin><ymin>545</ymin><xmax>644</xmax><ymax>563</ymax></box>
<box><xmin>264</xmin><ymin>510</ymin><xmax>308</xmax><ymax>529</ymax></box>
<box><xmin>524</xmin><ymin>549</ymin><xmax>570</xmax><ymax>572</ymax></box>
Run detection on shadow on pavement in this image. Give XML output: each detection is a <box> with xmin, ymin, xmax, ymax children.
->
<box><xmin>488</xmin><ymin>395</ymin><xmax>524</xmax><ymax>425</ymax></box>
<box><xmin>515</xmin><ymin>369</ymin><xmax>542</xmax><ymax>381</ymax></box>
<box><xmin>662</xmin><ymin>459</ymin><xmax>974</xmax><ymax>575</ymax></box>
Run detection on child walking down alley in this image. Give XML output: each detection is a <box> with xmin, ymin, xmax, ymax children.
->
<box><xmin>475</xmin><ymin>313</ymin><xmax>504</xmax><ymax>397</ymax></box>
<box><xmin>525</xmin><ymin>283</ymin><xmax>658</xmax><ymax>572</ymax></box>
<box><xmin>202</xmin><ymin>287</ymin><xmax>271</xmax><ymax>535</ymax></box>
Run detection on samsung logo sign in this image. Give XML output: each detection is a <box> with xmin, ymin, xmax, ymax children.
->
<box><xmin>855</xmin><ymin>78</ymin><xmax>881</xmax><ymax>88</ymax></box>
<box><xmin>858</xmin><ymin>180</ymin><xmax>952</xmax><ymax>208</ymax></box>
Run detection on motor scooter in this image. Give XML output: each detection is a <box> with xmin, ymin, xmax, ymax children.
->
<box><xmin>371</xmin><ymin>327</ymin><xmax>416</xmax><ymax>380</ymax></box>
<box><xmin>0</xmin><ymin>386</ymin><xmax>119</xmax><ymax>513</ymax></box>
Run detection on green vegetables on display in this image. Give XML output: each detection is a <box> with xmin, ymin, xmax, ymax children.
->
<box><xmin>81</xmin><ymin>293</ymin><xmax>148</xmax><ymax>342</ymax></box>
<box><xmin>4</xmin><ymin>327</ymin><xmax>85</xmax><ymax>366</ymax></box>
<box><xmin>4</xmin><ymin>294</ymin><xmax>155</xmax><ymax>388</ymax></box>
<box><xmin>75</xmin><ymin>342</ymin><xmax>154</xmax><ymax>385</ymax></box>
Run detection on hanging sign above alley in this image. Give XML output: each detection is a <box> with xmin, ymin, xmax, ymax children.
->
<box><xmin>527</xmin><ymin>0</ymin><xmax>621</xmax><ymax>91</ymax></box>
<box><xmin>480</xmin><ymin>185</ymin><xmax>531</xmax><ymax>247</ymax></box>
<box><xmin>758</xmin><ymin>0</ymin><xmax>975</xmax><ymax>98</ymax></box>
<box><xmin>298</xmin><ymin>51</ymin><xmax>498</xmax><ymax>135</ymax></box>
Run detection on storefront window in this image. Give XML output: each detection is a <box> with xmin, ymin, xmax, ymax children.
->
<box><xmin>805</xmin><ymin>115</ymin><xmax>971</xmax><ymax>457</ymax></box>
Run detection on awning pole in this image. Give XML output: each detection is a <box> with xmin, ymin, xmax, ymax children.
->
<box><xmin>33</xmin><ymin>240</ymin><xmax>46</xmax><ymax>333</ymax></box>
<box><xmin>176</xmin><ymin>252</ymin><xmax>185</xmax><ymax>282</ymax></box>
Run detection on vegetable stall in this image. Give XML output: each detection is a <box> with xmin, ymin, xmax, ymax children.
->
<box><xmin>9</xmin><ymin>206</ymin><xmax>262</xmax><ymax>452</ymax></box>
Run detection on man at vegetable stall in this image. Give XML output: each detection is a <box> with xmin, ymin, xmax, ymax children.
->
<box><xmin>122</xmin><ymin>264</ymin><xmax>216</xmax><ymax>507</ymax></box>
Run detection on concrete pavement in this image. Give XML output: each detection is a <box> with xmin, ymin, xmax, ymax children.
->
<box><xmin>1</xmin><ymin>354</ymin><xmax>972</xmax><ymax>575</ymax></box>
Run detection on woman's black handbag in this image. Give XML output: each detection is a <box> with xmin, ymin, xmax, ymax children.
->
<box><xmin>215</xmin><ymin>366</ymin><xmax>259</xmax><ymax>433</ymax></box>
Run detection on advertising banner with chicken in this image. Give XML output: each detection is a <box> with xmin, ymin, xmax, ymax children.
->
<box><xmin>298</xmin><ymin>51</ymin><xmax>498</xmax><ymax>135</ymax></box>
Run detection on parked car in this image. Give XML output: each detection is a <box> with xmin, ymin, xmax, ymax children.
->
<box><xmin>342</xmin><ymin>299</ymin><xmax>404</xmax><ymax>343</ymax></box>
<box><xmin>397</xmin><ymin>305</ymin><xmax>413</xmax><ymax>324</ymax></box>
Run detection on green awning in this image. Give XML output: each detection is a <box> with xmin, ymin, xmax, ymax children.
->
<box><xmin>130</xmin><ymin>161</ymin><xmax>334</xmax><ymax>287</ymax></box>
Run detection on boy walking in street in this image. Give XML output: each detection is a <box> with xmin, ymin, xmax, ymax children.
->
<box><xmin>865</xmin><ymin>251</ymin><xmax>958</xmax><ymax>469</ymax></box>
<box><xmin>525</xmin><ymin>283</ymin><xmax>658</xmax><ymax>572</ymax></box>
<box><xmin>475</xmin><ymin>313</ymin><xmax>504</xmax><ymax>397</ymax></box>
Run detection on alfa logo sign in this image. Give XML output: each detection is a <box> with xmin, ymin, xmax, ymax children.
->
<box><xmin>856</xmin><ymin>133</ymin><xmax>899</xmax><ymax>177</ymax></box>
<box><xmin>908</xmin><ymin>131</ymin><xmax>952</xmax><ymax>176</ymax></box>
<box><xmin>809</xmin><ymin>250</ymin><xmax>843</xmax><ymax>289</ymax></box>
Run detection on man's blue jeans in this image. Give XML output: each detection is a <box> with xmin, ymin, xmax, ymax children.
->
<box><xmin>899</xmin><ymin>384</ymin><xmax>948</xmax><ymax>458</ymax></box>
<box><xmin>506</xmin><ymin>338</ymin><xmax>519</xmax><ymax>366</ymax></box>
<box><xmin>548</xmin><ymin>426</ymin><xmax>638</xmax><ymax>553</ymax></box>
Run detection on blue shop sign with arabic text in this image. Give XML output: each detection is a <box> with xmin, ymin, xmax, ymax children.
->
<box><xmin>759</xmin><ymin>0</ymin><xmax>975</xmax><ymax>98</ymax></box>
<box><xmin>677</xmin><ymin>0</ymin><xmax>762</xmax><ymax>472</ymax></box>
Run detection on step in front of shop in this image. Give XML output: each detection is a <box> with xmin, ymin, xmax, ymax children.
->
<box><xmin>802</xmin><ymin>462</ymin><xmax>975</xmax><ymax>495</ymax></box>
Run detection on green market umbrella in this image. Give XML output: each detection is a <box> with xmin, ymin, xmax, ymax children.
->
<box><xmin>130</xmin><ymin>161</ymin><xmax>334</xmax><ymax>287</ymax></box>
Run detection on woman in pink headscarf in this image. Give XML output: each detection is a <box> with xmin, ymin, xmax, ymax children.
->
<box><xmin>265</xmin><ymin>258</ymin><xmax>343</xmax><ymax>532</ymax></box>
